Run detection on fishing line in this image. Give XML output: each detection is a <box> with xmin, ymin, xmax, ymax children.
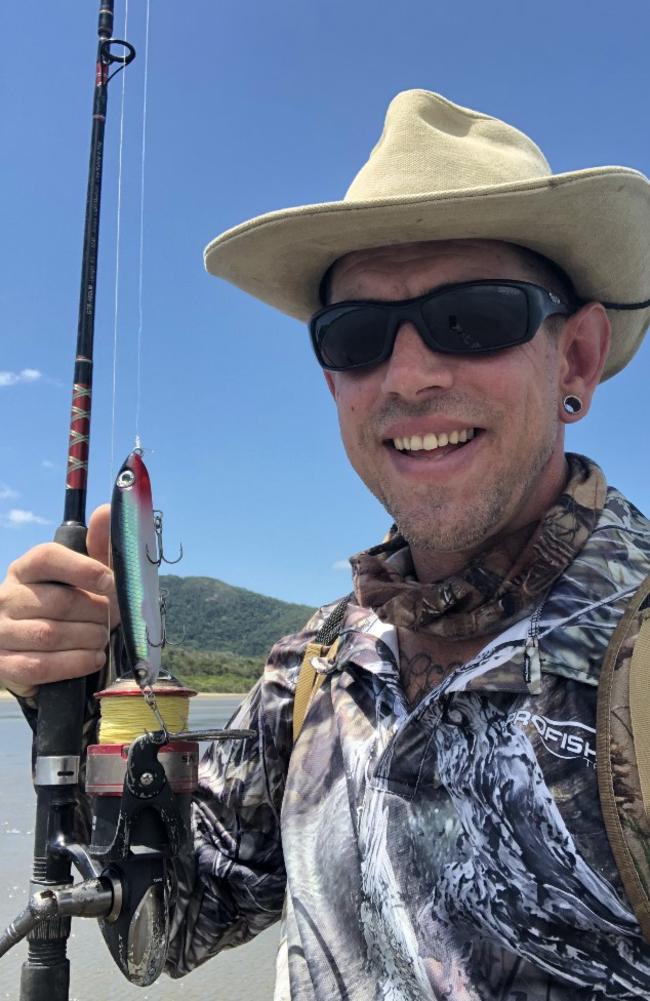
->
<box><xmin>103</xmin><ymin>3</ymin><xmax>176</xmax><ymax>739</ymax></box>
<box><xmin>109</xmin><ymin>0</ymin><xmax>130</xmax><ymax>491</ymax></box>
<box><xmin>107</xmin><ymin>0</ymin><xmax>131</xmax><ymax>647</ymax></box>
<box><xmin>135</xmin><ymin>0</ymin><xmax>151</xmax><ymax>443</ymax></box>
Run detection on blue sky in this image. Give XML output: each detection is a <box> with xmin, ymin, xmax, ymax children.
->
<box><xmin>1</xmin><ymin>0</ymin><xmax>649</xmax><ymax>607</ymax></box>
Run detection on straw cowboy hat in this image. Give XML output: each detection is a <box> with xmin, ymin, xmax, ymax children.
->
<box><xmin>204</xmin><ymin>89</ymin><xmax>650</xmax><ymax>380</ymax></box>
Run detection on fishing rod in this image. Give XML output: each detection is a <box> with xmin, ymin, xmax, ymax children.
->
<box><xmin>0</xmin><ymin>6</ymin><xmax>253</xmax><ymax>997</ymax></box>
<box><xmin>12</xmin><ymin>3</ymin><xmax>135</xmax><ymax>998</ymax></box>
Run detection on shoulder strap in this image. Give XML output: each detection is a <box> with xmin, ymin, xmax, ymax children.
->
<box><xmin>630</xmin><ymin>600</ymin><xmax>650</xmax><ymax>816</ymax></box>
<box><xmin>597</xmin><ymin>571</ymin><xmax>650</xmax><ymax>943</ymax></box>
<box><xmin>292</xmin><ymin>595</ymin><xmax>352</xmax><ymax>744</ymax></box>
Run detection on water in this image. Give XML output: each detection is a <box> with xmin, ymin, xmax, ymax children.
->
<box><xmin>0</xmin><ymin>697</ymin><xmax>279</xmax><ymax>1000</ymax></box>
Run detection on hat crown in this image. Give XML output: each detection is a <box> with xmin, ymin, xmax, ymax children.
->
<box><xmin>345</xmin><ymin>90</ymin><xmax>551</xmax><ymax>201</ymax></box>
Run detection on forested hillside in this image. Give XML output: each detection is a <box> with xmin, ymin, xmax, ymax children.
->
<box><xmin>159</xmin><ymin>575</ymin><xmax>314</xmax><ymax>656</ymax></box>
<box><xmin>159</xmin><ymin>575</ymin><xmax>315</xmax><ymax>692</ymax></box>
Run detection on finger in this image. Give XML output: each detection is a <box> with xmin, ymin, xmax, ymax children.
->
<box><xmin>5</xmin><ymin>581</ymin><xmax>112</xmax><ymax>625</ymax></box>
<box><xmin>0</xmin><ymin>648</ymin><xmax>106</xmax><ymax>688</ymax></box>
<box><xmin>9</xmin><ymin>542</ymin><xmax>114</xmax><ymax>595</ymax></box>
<box><xmin>0</xmin><ymin>618</ymin><xmax>109</xmax><ymax>653</ymax></box>
<box><xmin>87</xmin><ymin>504</ymin><xmax>111</xmax><ymax>568</ymax></box>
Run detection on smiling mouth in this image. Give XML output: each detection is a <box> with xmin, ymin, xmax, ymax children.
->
<box><xmin>387</xmin><ymin>427</ymin><xmax>480</xmax><ymax>454</ymax></box>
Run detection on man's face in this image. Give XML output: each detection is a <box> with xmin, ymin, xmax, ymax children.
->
<box><xmin>325</xmin><ymin>240</ymin><xmax>568</xmax><ymax>556</ymax></box>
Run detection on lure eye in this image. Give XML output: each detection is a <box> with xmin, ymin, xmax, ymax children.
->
<box><xmin>117</xmin><ymin>469</ymin><xmax>135</xmax><ymax>489</ymax></box>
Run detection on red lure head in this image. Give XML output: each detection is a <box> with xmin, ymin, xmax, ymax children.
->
<box><xmin>114</xmin><ymin>449</ymin><xmax>154</xmax><ymax>511</ymax></box>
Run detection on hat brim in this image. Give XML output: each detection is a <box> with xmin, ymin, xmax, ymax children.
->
<box><xmin>204</xmin><ymin>166</ymin><xmax>650</xmax><ymax>381</ymax></box>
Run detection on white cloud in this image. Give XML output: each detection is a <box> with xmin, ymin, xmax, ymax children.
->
<box><xmin>2</xmin><ymin>508</ymin><xmax>51</xmax><ymax>527</ymax></box>
<box><xmin>0</xmin><ymin>484</ymin><xmax>18</xmax><ymax>500</ymax></box>
<box><xmin>41</xmin><ymin>460</ymin><xmax>55</xmax><ymax>469</ymax></box>
<box><xmin>0</xmin><ymin>369</ymin><xmax>43</xmax><ymax>387</ymax></box>
<box><xmin>332</xmin><ymin>559</ymin><xmax>351</xmax><ymax>572</ymax></box>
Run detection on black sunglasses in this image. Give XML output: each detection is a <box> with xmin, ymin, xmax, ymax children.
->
<box><xmin>309</xmin><ymin>280</ymin><xmax>573</xmax><ymax>372</ymax></box>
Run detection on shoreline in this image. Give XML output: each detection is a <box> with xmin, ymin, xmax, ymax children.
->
<box><xmin>0</xmin><ymin>689</ymin><xmax>243</xmax><ymax>700</ymax></box>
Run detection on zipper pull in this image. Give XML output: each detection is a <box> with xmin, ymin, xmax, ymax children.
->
<box><xmin>523</xmin><ymin>635</ymin><xmax>540</xmax><ymax>685</ymax></box>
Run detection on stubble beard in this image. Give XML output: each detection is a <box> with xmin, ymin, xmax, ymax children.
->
<box><xmin>369</xmin><ymin>423</ymin><xmax>559</xmax><ymax>556</ymax></box>
<box><xmin>347</xmin><ymin>372</ymin><xmax>561</xmax><ymax>557</ymax></box>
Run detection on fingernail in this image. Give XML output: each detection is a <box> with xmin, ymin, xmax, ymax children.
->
<box><xmin>98</xmin><ymin>573</ymin><xmax>113</xmax><ymax>593</ymax></box>
<box><xmin>96</xmin><ymin>650</ymin><xmax>106</xmax><ymax>668</ymax></box>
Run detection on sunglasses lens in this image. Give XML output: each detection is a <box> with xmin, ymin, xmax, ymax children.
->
<box><xmin>420</xmin><ymin>285</ymin><xmax>529</xmax><ymax>351</ymax></box>
<box><xmin>312</xmin><ymin>284</ymin><xmax>541</xmax><ymax>370</ymax></box>
<box><xmin>315</xmin><ymin>305</ymin><xmax>389</xmax><ymax>370</ymax></box>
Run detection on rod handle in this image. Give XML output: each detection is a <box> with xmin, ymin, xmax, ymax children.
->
<box><xmin>54</xmin><ymin>522</ymin><xmax>88</xmax><ymax>556</ymax></box>
<box><xmin>36</xmin><ymin>521</ymin><xmax>90</xmax><ymax>758</ymax></box>
<box><xmin>20</xmin><ymin>955</ymin><xmax>69</xmax><ymax>1001</ymax></box>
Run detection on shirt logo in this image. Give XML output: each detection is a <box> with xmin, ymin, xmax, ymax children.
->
<box><xmin>508</xmin><ymin>710</ymin><xmax>596</xmax><ymax>766</ymax></box>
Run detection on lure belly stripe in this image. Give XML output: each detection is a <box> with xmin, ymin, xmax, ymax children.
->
<box><xmin>111</xmin><ymin>448</ymin><xmax>163</xmax><ymax>688</ymax></box>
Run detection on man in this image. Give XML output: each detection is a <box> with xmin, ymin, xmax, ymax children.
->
<box><xmin>2</xmin><ymin>91</ymin><xmax>650</xmax><ymax>999</ymax></box>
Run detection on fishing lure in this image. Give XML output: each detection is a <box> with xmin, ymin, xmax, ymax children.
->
<box><xmin>111</xmin><ymin>445</ymin><xmax>179</xmax><ymax>690</ymax></box>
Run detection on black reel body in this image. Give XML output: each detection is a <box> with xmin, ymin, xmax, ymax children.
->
<box><xmin>86</xmin><ymin>728</ymin><xmax>196</xmax><ymax>985</ymax></box>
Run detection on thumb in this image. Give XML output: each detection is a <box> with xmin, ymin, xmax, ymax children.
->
<box><xmin>87</xmin><ymin>503</ymin><xmax>112</xmax><ymax>568</ymax></box>
<box><xmin>87</xmin><ymin>503</ymin><xmax>121</xmax><ymax>629</ymax></box>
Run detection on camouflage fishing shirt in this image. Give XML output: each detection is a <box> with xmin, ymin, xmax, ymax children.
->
<box><xmin>165</xmin><ymin>456</ymin><xmax>650</xmax><ymax>1000</ymax></box>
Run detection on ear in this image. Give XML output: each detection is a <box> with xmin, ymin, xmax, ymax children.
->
<box><xmin>324</xmin><ymin>370</ymin><xmax>337</xmax><ymax>400</ymax></box>
<box><xmin>556</xmin><ymin>302</ymin><xmax>611</xmax><ymax>423</ymax></box>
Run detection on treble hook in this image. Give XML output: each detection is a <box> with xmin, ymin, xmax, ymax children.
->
<box><xmin>146</xmin><ymin>591</ymin><xmax>167</xmax><ymax>650</ymax></box>
<box><xmin>145</xmin><ymin>510</ymin><xmax>183</xmax><ymax>566</ymax></box>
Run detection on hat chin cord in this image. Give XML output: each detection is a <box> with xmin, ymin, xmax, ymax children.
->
<box><xmin>602</xmin><ymin>296</ymin><xmax>650</xmax><ymax>310</ymax></box>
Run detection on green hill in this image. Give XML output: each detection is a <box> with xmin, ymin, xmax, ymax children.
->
<box><xmin>159</xmin><ymin>575</ymin><xmax>316</xmax><ymax>692</ymax></box>
<box><xmin>159</xmin><ymin>575</ymin><xmax>314</xmax><ymax>656</ymax></box>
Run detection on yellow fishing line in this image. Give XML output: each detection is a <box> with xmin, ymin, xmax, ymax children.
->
<box><xmin>98</xmin><ymin>695</ymin><xmax>190</xmax><ymax>744</ymax></box>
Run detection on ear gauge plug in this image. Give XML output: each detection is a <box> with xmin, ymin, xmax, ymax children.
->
<box><xmin>563</xmin><ymin>395</ymin><xmax>583</xmax><ymax>415</ymax></box>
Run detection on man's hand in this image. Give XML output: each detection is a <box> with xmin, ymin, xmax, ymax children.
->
<box><xmin>0</xmin><ymin>505</ymin><xmax>120</xmax><ymax>696</ymax></box>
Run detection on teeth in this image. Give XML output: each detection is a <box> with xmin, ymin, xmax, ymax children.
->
<box><xmin>393</xmin><ymin>428</ymin><xmax>476</xmax><ymax>452</ymax></box>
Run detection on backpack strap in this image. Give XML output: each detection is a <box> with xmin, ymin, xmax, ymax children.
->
<box><xmin>292</xmin><ymin>594</ymin><xmax>352</xmax><ymax>744</ymax></box>
<box><xmin>597</xmin><ymin>571</ymin><xmax>650</xmax><ymax>943</ymax></box>
<box><xmin>630</xmin><ymin>600</ymin><xmax>650</xmax><ymax>815</ymax></box>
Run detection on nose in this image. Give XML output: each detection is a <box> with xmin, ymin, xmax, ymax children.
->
<box><xmin>380</xmin><ymin>322</ymin><xmax>455</xmax><ymax>398</ymax></box>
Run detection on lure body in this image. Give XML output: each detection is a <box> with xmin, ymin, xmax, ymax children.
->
<box><xmin>111</xmin><ymin>448</ymin><xmax>163</xmax><ymax>688</ymax></box>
